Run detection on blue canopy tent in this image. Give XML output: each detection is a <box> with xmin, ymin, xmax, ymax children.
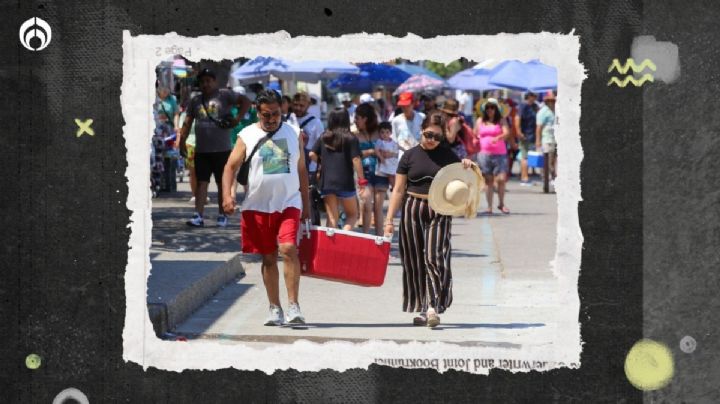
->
<box><xmin>487</xmin><ymin>60</ymin><xmax>558</xmax><ymax>92</ymax></box>
<box><xmin>327</xmin><ymin>63</ymin><xmax>411</xmax><ymax>93</ymax></box>
<box><xmin>274</xmin><ymin>60</ymin><xmax>360</xmax><ymax>83</ymax></box>
<box><xmin>394</xmin><ymin>63</ymin><xmax>444</xmax><ymax>80</ymax></box>
<box><xmin>447</xmin><ymin>67</ymin><xmax>504</xmax><ymax>91</ymax></box>
<box><xmin>232</xmin><ymin>56</ymin><xmax>291</xmax><ymax>84</ymax></box>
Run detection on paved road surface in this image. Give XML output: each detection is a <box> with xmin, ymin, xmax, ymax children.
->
<box><xmin>160</xmin><ymin>176</ymin><xmax>569</xmax><ymax>349</ymax></box>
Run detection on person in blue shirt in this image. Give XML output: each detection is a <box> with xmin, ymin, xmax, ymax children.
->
<box><xmin>513</xmin><ymin>92</ymin><xmax>539</xmax><ymax>186</ymax></box>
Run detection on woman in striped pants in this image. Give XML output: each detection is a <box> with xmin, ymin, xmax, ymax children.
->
<box><xmin>384</xmin><ymin>112</ymin><xmax>475</xmax><ymax>327</ymax></box>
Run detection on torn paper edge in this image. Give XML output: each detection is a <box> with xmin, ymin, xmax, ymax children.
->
<box><xmin>121</xmin><ymin>31</ymin><xmax>585</xmax><ymax>374</ymax></box>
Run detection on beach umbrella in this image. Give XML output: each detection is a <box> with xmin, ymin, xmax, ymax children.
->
<box><xmin>327</xmin><ymin>63</ymin><xmax>411</xmax><ymax>93</ymax></box>
<box><xmin>447</xmin><ymin>68</ymin><xmax>504</xmax><ymax>91</ymax></box>
<box><xmin>487</xmin><ymin>60</ymin><xmax>557</xmax><ymax>92</ymax></box>
<box><xmin>394</xmin><ymin>63</ymin><xmax>444</xmax><ymax>80</ymax></box>
<box><xmin>392</xmin><ymin>74</ymin><xmax>447</xmax><ymax>95</ymax></box>
<box><xmin>171</xmin><ymin>58</ymin><xmax>189</xmax><ymax>78</ymax></box>
<box><xmin>232</xmin><ymin>56</ymin><xmax>291</xmax><ymax>84</ymax></box>
<box><xmin>274</xmin><ymin>60</ymin><xmax>360</xmax><ymax>83</ymax></box>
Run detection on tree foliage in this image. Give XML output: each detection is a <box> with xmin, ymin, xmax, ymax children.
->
<box><xmin>424</xmin><ymin>59</ymin><xmax>466</xmax><ymax>78</ymax></box>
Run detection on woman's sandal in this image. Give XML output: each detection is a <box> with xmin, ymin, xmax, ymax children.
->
<box><xmin>413</xmin><ymin>314</ymin><xmax>427</xmax><ymax>326</ymax></box>
<box><xmin>426</xmin><ymin>312</ymin><xmax>441</xmax><ymax>328</ymax></box>
<box><xmin>497</xmin><ymin>205</ymin><xmax>510</xmax><ymax>214</ymax></box>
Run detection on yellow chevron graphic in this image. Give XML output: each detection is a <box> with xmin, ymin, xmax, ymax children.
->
<box><xmin>607</xmin><ymin>74</ymin><xmax>655</xmax><ymax>87</ymax></box>
<box><xmin>608</xmin><ymin>58</ymin><xmax>657</xmax><ymax>74</ymax></box>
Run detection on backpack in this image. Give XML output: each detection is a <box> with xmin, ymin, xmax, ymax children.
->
<box><xmin>460</xmin><ymin>123</ymin><xmax>479</xmax><ymax>155</ymax></box>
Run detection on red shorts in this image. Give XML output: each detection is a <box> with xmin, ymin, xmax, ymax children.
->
<box><xmin>241</xmin><ymin>207</ymin><xmax>301</xmax><ymax>255</ymax></box>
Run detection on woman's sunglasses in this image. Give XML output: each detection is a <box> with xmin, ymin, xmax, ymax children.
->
<box><xmin>422</xmin><ymin>131</ymin><xmax>443</xmax><ymax>141</ymax></box>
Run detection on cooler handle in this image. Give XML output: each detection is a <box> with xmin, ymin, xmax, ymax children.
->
<box><xmin>303</xmin><ymin>219</ymin><xmax>311</xmax><ymax>239</ymax></box>
<box><xmin>325</xmin><ymin>228</ymin><xmax>335</xmax><ymax>237</ymax></box>
<box><xmin>375</xmin><ymin>236</ymin><xmax>392</xmax><ymax>245</ymax></box>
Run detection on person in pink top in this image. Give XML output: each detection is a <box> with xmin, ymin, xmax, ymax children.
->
<box><xmin>475</xmin><ymin>98</ymin><xmax>511</xmax><ymax>214</ymax></box>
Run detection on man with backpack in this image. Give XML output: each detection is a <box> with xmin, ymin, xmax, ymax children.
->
<box><xmin>179</xmin><ymin>67</ymin><xmax>251</xmax><ymax>227</ymax></box>
<box><xmin>291</xmin><ymin>92</ymin><xmax>325</xmax><ymax>224</ymax></box>
<box><xmin>290</xmin><ymin>92</ymin><xmax>325</xmax><ymax>174</ymax></box>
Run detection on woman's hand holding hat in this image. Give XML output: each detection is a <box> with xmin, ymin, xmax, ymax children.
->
<box><xmin>428</xmin><ymin>162</ymin><xmax>480</xmax><ymax>217</ymax></box>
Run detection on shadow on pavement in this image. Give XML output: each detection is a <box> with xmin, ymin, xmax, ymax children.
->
<box><xmin>152</xmin><ymin>206</ymin><xmax>242</xmax><ymax>253</ymax></box>
<box><xmin>147</xmin><ymin>259</ymin><xmax>234</xmax><ymax>300</ymax></box>
<box><xmin>306</xmin><ymin>323</ymin><xmax>420</xmax><ymax>329</ymax></box>
<box><xmin>439</xmin><ymin>322</ymin><xmax>545</xmax><ymax>329</ymax></box>
<box><xmin>303</xmin><ymin>322</ymin><xmax>545</xmax><ymax>330</ymax></box>
<box><xmin>451</xmin><ymin>250</ymin><xmax>488</xmax><ymax>258</ymax></box>
<box><xmin>474</xmin><ymin>212</ymin><xmax>547</xmax><ymax>218</ymax></box>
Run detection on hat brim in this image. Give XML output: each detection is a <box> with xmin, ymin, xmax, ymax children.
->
<box><xmin>439</xmin><ymin>108</ymin><xmax>459</xmax><ymax>115</ymax></box>
<box><xmin>480</xmin><ymin>102</ymin><xmax>510</xmax><ymax>118</ymax></box>
<box><xmin>428</xmin><ymin>163</ymin><xmax>480</xmax><ymax>216</ymax></box>
<box><xmin>397</xmin><ymin>100</ymin><xmax>413</xmax><ymax>107</ymax></box>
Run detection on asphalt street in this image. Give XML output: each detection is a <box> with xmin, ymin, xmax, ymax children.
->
<box><xmin>153</xmin><ymin>174</ymin><xmax>568</xmax><ymax>349</ymax></box>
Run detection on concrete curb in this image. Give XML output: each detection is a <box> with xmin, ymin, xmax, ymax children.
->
<box><xmin>148</xmin><ymin>254</ymin><xmax>246</xmax><ymax>337</ymax></box>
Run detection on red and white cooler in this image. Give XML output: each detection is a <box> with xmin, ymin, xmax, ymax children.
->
<box><xmin>298</xmin><ymin>221</ymin><xmax>391</xmax><ymax>287</ymax></box>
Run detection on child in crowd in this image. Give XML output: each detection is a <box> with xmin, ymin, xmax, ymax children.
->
<box><xmin>374</xmin><ymin>121</ymin><xmax>399</xmax><ymax>189</ymax></box>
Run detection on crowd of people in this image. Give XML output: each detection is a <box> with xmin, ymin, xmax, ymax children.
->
<box><xmin>152</xmin><ymin>65</ymin><xmax>558</xmax><ymax>328</ymax></box>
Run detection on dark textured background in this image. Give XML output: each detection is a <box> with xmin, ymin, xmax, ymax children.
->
<box><xmin>1</xmin><ymin>0</ymin><xmax>715</xmax><ymax>402</ymax></box>
<box><xmin>641</xmin><ymin>1</ymin><xmax>720</xmax><ymax>403</ymax></box>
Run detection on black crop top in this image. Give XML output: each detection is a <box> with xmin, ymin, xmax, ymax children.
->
<box><xmin>396</xmin><ymin>145</ymin><xmax>460</xmax><ymax>194</ymax></box>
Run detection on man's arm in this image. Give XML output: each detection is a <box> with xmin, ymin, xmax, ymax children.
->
<box><xmin>232</xmin><ymin>94</ymin><xmax>252</xmax><ymax>126</ymax></box>
<box><xmin>514</xmin><ymin>113</ymin><xmax>523</xmax><ymax>140</ymax></box>
<box><xmin>297</xmin><ymin>135</ymin><xmax>311</xmax><ymax>221</ymax></box>
<box><xmin>535</xmin><ymin>123</ymin><xmax>543</xmax><ymax>150</ymax></box>
<box><xmin>221</xmin><ymin>137</ymin><xmax>247</xmax><ymax>215</ymax></box>
<box><xmin>500</xmin><ymin>122</ymin><xmax>510</xmax><ymax>141</ymax></box>
<box><xmin>178</xmin><ymin>114</ymin><xmax>194</xmax><ymax>156</ymax></box>
<box><xmin>173</xmin><ymin>111</ymin><xmax>180</xmax><ymax>131</ymax></box>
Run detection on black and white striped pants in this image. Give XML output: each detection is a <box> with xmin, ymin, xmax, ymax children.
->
<box><xmin>399</xmin><ymin>195</ymin><xmax>453</xmax><ymax>314</ymax></box>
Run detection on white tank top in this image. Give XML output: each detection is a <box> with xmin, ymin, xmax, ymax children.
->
<box><xmin>239</xmin><ymin>123</ymin><xmax>302</xmax><ymax>213</ymax></box>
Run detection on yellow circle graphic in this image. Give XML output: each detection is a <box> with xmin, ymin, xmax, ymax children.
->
<box><xmin>25</xmin><ymin>353</ymin><xmax>42</xmax><ymax>370</ymax></box>
<box><xmin>625</xmin><ymin>339</ymin><xmax>674</xmax><ymax>390</ymax></box>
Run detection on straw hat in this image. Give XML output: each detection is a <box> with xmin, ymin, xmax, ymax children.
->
<box><xmin>428</xmin><ymin>163</ymin><xmax>482</xmax><ymax>216</ymax></box>
<box><xmin>480</xmin><ymin>97</ymin><xmax>510</xmax><ymax>118</ymax></box>
<box><xmin>439</xmin><ymin>98</ymin><xmax>461</xmax><ymax>115</ymax></box>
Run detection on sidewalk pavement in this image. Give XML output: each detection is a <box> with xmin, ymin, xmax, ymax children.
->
<box><xmin>162</xmin><ymin>175</ymin><xmax>566</xmax><ymax>349</ymax></box>
<box><xmin>147</xmin><ymin>180</ymin><xmax>253</xmax><ymax>336</ymax></box>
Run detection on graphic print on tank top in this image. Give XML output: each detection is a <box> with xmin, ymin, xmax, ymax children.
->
<box><xmin>258</xmin><ymin>138</ymin><xmax>291</xmax><ymax>175</ymax></box>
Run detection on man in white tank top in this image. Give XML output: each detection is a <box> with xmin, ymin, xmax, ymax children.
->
<box><xmin>221</xmin><ymin>90</ymin><xmax>311</xmax><ymax>326</ymax></box>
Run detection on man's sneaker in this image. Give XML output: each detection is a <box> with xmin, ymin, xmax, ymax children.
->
<box><xmin>520</xmin><ymin>180</ymin><xmax>532</xmax><ymax>187</ymax></box>
<box><xmin>186</xmin><ymin>213</ymin><xmax>204</xmax><ymax>227</ymax></box>
<box><xmin>217</xmin><ymin>215</ymin><xmax>228</xmax><ymax>227</ymax></box>
<box><xmin>264</xmin><ymin>305</ymin><xmax>284</xmax><ymax>326</ymax></box>
<box><xmin>285</xmin><ymin>302</ymin><xmax>305</xmax><ymax>325</ymax></box>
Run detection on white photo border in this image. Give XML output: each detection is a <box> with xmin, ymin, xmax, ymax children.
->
<box><xmin>122</xmin><ymin>31</ymin><xmax>585</xmax><ymax>374</ymax></box>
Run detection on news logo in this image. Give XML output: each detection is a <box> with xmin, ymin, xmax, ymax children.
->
<box><xmin>19</xmin><ymin>17</ymin><xmax>52</xmax><ymax>51</ymax></box>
